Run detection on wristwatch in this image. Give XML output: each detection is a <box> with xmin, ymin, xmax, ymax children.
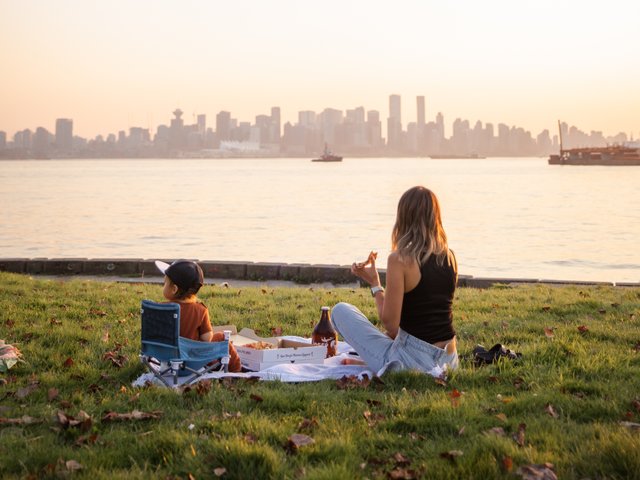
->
<box><xmin>370</xmin><ymin>286</ymin><xmax>385</xmax><ymax>297</ymax></box>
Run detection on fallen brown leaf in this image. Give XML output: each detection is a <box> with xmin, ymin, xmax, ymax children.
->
<box><xmin>286</xmin><ymin>433</ymin><xmax>315</xmax><ymax>452</ymax></box>
<box><xmin>620</xmin><ymin>421</ymin><xmax>640</xmax><ymax>431</ymax></box>
<box><xmin>577</xmin><ymin>325</ymin><xmax>589</xmax><ymax>334</ymax></box>
<box><xmin>213</xmin><ymin>467</ymin><xmax>227</xmax><ymax>477</ymax></box>
<box><xmin>101</xmin><ymin>330</ymin><xmax>110</xmax><ymax>343</ymax></box>
<box><xmin>543</xmin><ymin>327</ymin><xmax>554</xmax><ymax>338</ymax></box>
<box><xmin>502</xmin><ymin>456</ymin><xmax>513</xmax><ymax>473</ymax></box>
<box><xmin>545</xmin><ymin>403</ymin><xmax>559</xmax><ymax>418</ymax></box>
<box><xmin>47</xmin><ymin>387</ymin><xmax>59</xmax><ymax>402</ymax></box>
<box><xmin>0</xmin><ymin>415</ymin><xmax>41</xmax><ymax>426</ymax></box>
<box><xmin>101</xmin><ymin>410</ymin><xmax>163</xmax><ymax>423</ymax></box>
<box><xmin>513</xmin><ymin>423</ymin><xmax>526</xmax><ymax>447</ymax></box>
<box><xmin>387</xmin><ymin>467</ymin><xmax>418</xmax><ymax>479</ymax></box>
<box><xmin>74</xmin><ymin>433</ymin><xmax>99</xmax><ymax>447</ymax></box>
<box><xmin>65</xmin><ymin>460</ymin><xmax>83</xmax><ymax>472</ymax></box>
<box><xmin>440</xmin><ymin>450</ymin><xmax>463</xmax><ymax>461</ymax></box>
<box><xmin>16</xmin><ymin>382</ymin><xmax>39</xmax><ymax>399</ymax></box>
<box><xmin>195</xmin><ymin>380</ymin><xmax>212</xmax><ymax>396</ymax></box>
<box><xmin>392</xmin><ymin>452</ymin><xmax>411</xmax><ymax>466</ymax></box>
<box><xmin>63</xmin><ymin>357</ymin><xmax>74</xmax><ymax>368</ymax></box>
<box><xmin>297</xmin><ymin>417</ymin><xmax>319</xmax><ymax>432</ymax></box>
<box><xmin>449</xmin><ymin>388</ymin><xmax>462</xmax><ymax>407</ymax></box>
<box><xmin>362</xmin><ymin>410</ymin><xmax>386</xmax><ymax>427</ymax></box>
<box><xmin>516</xmin><ymin>462</ymin><xmax>557</xmax><ymax>480</ymax></box>
<box><xmin>495</xmin><ymin>413</ymin><xmax>508</xmax><ymax>422</ymax></box>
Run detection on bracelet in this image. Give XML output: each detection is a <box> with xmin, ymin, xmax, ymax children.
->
<box><xmin>370</xmin><ymin>286</ymin><xmax>385</xmax><ymax>297</ymax></box>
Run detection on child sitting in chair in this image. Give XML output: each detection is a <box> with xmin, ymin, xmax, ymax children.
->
<box><xmin>155</xmin><ymin>259</ymin><xmax>241</xmax><ymax>372</ymax></box>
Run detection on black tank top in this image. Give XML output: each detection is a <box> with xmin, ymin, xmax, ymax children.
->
<box><xmin>399</xmin><ymin>251</ymin><xmax>456</xmax><ymax>344</ymax></box>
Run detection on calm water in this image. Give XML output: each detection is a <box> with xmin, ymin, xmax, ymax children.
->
<box><xmin>1</xmin><ymin>157</ymin><xmax>639</xmax><ymax>283</ymax></box>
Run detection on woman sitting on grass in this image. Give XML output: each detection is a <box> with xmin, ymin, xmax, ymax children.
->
<box><xmin>332</xmin><ymin>186</ymin><xmax>458</xmax><ymax>374</ymax></box>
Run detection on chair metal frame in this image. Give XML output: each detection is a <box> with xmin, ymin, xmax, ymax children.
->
<box><xmin>139</xmin><ymin>299</ymin><xmax>230</xmax><ymax>387</ymax></box>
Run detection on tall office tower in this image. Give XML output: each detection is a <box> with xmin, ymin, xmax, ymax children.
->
<box><xmin>270</xmin><ymin>107</ymin><xmax>281</xmax><ymax>143</ymax></box>
<box><xmin>366</xmin><ymin>110</ymin><xmax>383</xmax><ymax>148</ymax></box>
<box><xmin>33</xmin><ymin>127</ymin><xmax>50</xmax><ymax>156</ymax></box>
<box><xmin>216</xmin><ymin>111</ymin><xmax>231</xmax><ymax>142</ymax></box>
<box><xmin>0</xmin><ymin>131</ymin><xmax>6</xmax><ymax>149</ymax></box>
<box><xmin>298</xmin><ymin>111</ymin><xmax>317</xmax><ymax>127</ymax></box>
<box><xmin>416</xmin><ymin>96</ymin><xmax>425</xmax><ymax>128</ymax></box>
<box><xmin>436</xmin><ymin>112</ymin><xmax>445</xmax><ymax>140</ymax></box>
<box><xmin>169</xmin><ymin>109</ymin><xmax>186</xmax><ymax>149</ymax></box>
<box><xmin>55</xmin><ymin>118</ymin><xmax>73</xmax><ymax>152</ymax></box>
<box><xmin>387</xmin><ymin>94</ymin><xmax>402</xmax><ymax>149</ymax></box>
<box><xmin>197</xmin><ymin>115</ymin><xmax>206</xmax><ymax>136</ymax></box>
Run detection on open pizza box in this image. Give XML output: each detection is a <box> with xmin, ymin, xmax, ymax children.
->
<box><xmin>213</xmin><ymin>325</ymin><xmax>327</xmax><ymax>371</ymax></box>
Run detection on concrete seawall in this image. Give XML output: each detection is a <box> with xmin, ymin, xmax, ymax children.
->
<box><xmin>1</xmin><ymin>258</ymin><xmax>637</xmax><ymax>288</ymax></box>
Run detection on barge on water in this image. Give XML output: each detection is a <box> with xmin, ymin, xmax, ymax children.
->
<box><xmin>548</xmin><ymin>145</ymin><xmax>640</xmax><ymax>166</ymax></box>
<box><xmin>548</xmin><ymin>120</ymin><xmax>640</xmax><ymax>166</ymax></box>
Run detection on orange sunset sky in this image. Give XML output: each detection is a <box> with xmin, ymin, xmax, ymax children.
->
<box><xmin>1</xmin><ymin>0</ymin><xmax>639</xmax><ymax>139</ymax></box>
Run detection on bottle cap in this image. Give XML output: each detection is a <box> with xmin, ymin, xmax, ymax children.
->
<box><xmin>321</xmin><ymin>306</ymin><xmax>330</xmax><ymax>311</ymax></box>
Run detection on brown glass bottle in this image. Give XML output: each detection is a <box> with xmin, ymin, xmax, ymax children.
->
<box><xmin>312</xmin><ymin>306</ymin><xmax>338</xmax><ymax>358</ymax></box>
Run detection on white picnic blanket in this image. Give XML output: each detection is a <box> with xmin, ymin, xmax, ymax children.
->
<box><xmin>132</xmin><ymin>337</ymin><xmax>445</xmax><ymax>387</ymax></box>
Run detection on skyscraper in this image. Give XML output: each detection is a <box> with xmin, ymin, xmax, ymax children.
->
<box><xmin>387</xmin><ymin>94</ymin><xmax>402</xmax><ymax>149</ymax></box>
<box><xmin>416</xmin><ymin>96</ymin><xmax>425</xmax><ymax>128</ymax></box>
<box><xmin>55</xmin><ymin>118</ymin><xmax>73</xmax><ymax>153</ymax></box>
<box><xmin>270</xmin><ymin>107</ymin><xmax>281</xmax><ymax>143</ymax></box>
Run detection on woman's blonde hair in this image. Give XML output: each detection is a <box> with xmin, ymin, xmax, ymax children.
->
<box><xmin>391</xmin><ymin>186</ymin><xmax>454</xmax><ymax>267</ymax></box>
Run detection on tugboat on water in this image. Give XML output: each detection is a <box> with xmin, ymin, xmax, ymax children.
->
<box><xmin>548</xmin><ymin>120</ymin><xmax>640</xmax><ymax>166</ymax></box>
<box><xmin>311</xmin><ymin>144</ymin><xmax>343</xmax><ymax>162</ymax></box>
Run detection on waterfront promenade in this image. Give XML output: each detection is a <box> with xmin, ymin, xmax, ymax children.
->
<box><xmin>1</xmin><ymin>258</ymin><xmax>637</xmax><ymax>288</ymax></box>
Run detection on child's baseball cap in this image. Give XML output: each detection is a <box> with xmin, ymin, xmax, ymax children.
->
<box><xmin>155</xmin><ymin>259</ymin><xmax>204</xmax><ymax>293</ymax></box>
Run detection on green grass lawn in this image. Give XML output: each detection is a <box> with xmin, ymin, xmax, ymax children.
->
<box><xmin>1</xmin><ymin>271</ymin><xmax>639</xmax><ymax>479</ymax></box>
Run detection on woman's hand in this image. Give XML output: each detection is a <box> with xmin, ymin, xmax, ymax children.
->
<box><xmin>351</xmin><ymin>251</ymin><xmax>381</xmax><ymax>287</ymax></box>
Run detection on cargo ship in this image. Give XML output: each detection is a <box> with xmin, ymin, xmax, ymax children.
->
<box><xmin>548</xmin><ymin>120</ymin><xmax>640</xmax><ymax>166</ymax></box>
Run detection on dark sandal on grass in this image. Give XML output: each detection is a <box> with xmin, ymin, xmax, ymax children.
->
<box><xmin>472</xmin><ymin>343</ymin><xmax>522</xmax><ymax>365</ymax></box>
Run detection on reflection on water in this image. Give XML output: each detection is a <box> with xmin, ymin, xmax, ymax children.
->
<box><xmin>0</xmin><ymin>157</ymin><xmax>639</xmax><ymax>282</ymax></box>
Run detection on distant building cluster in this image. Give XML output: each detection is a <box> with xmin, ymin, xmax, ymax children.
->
<box><xmin>0</xmin><ymin>95</ymin><xmax>632</xmax><ymax>159</ymax></box>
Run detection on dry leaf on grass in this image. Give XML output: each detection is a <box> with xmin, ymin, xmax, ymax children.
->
<box><xmin>545</xmin><ymin>403</ymin><xmax>559</xmax><ymax>418</ymax></box>
<box><xmin>56</xmin><ymin>410</ymin><xmax>93</xmax><ymax>432</ymax></box>
<box><xmin>513</xmin><ymin>423</ymin><xmax>526</xmax><ymax>447</ymax></box>
<box><xmin>440</xmin><ymin>450</ymin><xmax>463</xmax><ymax>461</ymax></box>
<box><xmin>213</xmin><ymin>467</ymin><xmax>227</xmax><ymax>477</ymax></box>
<box><xmin>101</xmin><ymin>410</ymin><xmax>163</xmax><ymax>423</ymax></box>
<box><xmin>387</xmin><ymin>467</ymin><xmax>418</xmax><ymax>479</ymax></box>
<box><xmin>577</xmin><ymin>325</ymin><xmax>589</xmax><ymax>334</ymax></box>
<box><xmin>543</xmin><ymin>327</ymin><xmax>554</xmax><ymax>338</ymax></box>
<box><xmin>449</xmin><ymin>388</ymin><xmax>462</xmax><ymax>407</ymax></box>
<box><xmin>297</xmin><ymin>417</ymin><xmax>319</xmax><ymax>432</ymax></box>
<box><xmin>516</xmin><ymin>462</ymin><xmax>557</xmax><ymax>480</ymax></box>
<box><xmin>0</xmin><ymin>415</ymin><xmax>41</xmax><ymax>426</ymax></box>
<box><xmin>286</xmin><ymin>433</ymin><xmax>315</xmax><ymax>452</ymax></box>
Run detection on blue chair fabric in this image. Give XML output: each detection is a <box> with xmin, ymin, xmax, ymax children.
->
<box><xmin>140</xmin><ymin>299</ymin><xmax>230</xmax><ymax>386</ymax></box>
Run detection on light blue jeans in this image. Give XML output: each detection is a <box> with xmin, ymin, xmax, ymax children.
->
<box><xmin>331</xmin><ymin>302</ymin><xmax>458</xmax><ymax>374</ymax></box>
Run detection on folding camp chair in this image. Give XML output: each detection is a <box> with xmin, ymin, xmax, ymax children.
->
<box><xmin>139</xmin><ymin>300</ymin><xmax>230</xmax><ymax>387</ymax></box>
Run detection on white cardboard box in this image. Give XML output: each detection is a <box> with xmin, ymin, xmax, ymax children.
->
<box><xmin>213</xmin><ymin>325</ymin><xmax>327</xmax><ymax>371</ymax></box>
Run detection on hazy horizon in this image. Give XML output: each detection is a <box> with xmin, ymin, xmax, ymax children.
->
<box><xmin>1</xmin><ymin>0</ymin><xmax>639</xmax><ymax>139</ymax></box>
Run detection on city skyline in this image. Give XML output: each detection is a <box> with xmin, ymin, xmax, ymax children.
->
<box><xmin>1</xmin><ymin>1</ymin><xmax>639</xmax><ymax>140</ymax></box>
<box><xmin>2</xmin><ymin>93</ymin><xmax>631</xmax><ymax>159</ymax></box>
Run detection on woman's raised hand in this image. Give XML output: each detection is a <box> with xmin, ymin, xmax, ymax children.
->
<box><xmin>351</xmin><ymin>251</ymin><xmax>381</xmax><ymax>287</ymax></box>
